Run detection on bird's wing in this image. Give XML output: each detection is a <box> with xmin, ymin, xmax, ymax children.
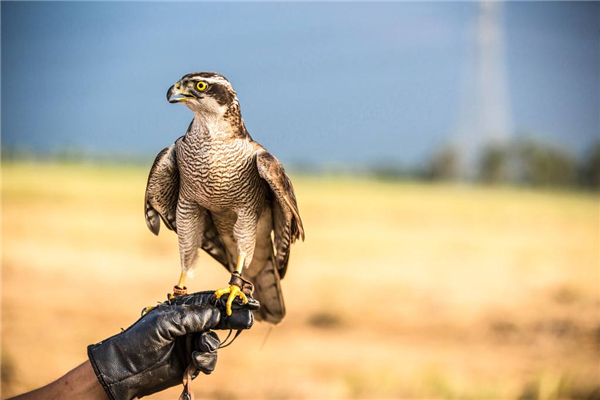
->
<box><xmin>145</xmin><ymin>140</ymin><xmax>181</xmax><ymax>235</ymax></box>
<box><xmin>255</xmin><ymin>145</ymin><xmax>305</xmax><ymax>279</ymax></box>
<box><xmin>144</xmin><ymin>138</ymin><xmax>230</xmax><ymax>269</ymax></box>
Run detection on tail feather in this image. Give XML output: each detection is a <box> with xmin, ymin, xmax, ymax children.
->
<box><xmin>251</xmin><ymin>257</ymin><xmax>285</xmax><ymax>324</ymax></box>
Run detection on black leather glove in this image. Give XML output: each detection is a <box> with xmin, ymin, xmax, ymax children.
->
<box><xmin>88</xmin><ymin>291</ymin><xmax>259</xmax><ymax>400</ymax></box>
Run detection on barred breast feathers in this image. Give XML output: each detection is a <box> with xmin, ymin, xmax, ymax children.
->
<box><xmin>175</xmin><ymin>112</ymin><xmax>264</xmax><ymax>214</ymax></box>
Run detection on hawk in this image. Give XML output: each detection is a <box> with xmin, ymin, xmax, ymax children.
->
<box><xmin>144</xmin><ymin>72</ymin><xmax>304</xmax><ymax>323</ymax></box>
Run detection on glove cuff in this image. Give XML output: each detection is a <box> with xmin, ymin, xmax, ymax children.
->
<box><xmin>88</xmin><ymin>343</ymin><xmax>121</xmax><ymax>400</ymax></box>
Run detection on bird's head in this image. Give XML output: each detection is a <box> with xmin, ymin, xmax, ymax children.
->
<box><xmin>167</xmin><ymin>72</ymin><xmax>239</xmax><ymax>117</ymax></box>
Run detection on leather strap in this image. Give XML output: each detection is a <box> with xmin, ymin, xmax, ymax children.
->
<box><xmin>173</xmin><ymin>285</ymin><xmax>188</xmax><ymax>297</ymax></box>
<box><xmin>177</xmin><ymin>281</ymin><xmax>253</xmax><ymax>399</ymax></box>
<box><xmin>228</xmin><ymin>272</ymin><xmax>255</xmax><ymax>296</ymax></box>
<box><xmin>219</xmin><ymin>329</ymin><xmax>243</xmax><ymax>349</ymax></box>
<box><xmin>178</xmin><ymin>328</ymin><xmax>242</xmax><ymax>399</ymax></box>
<box><xmin>179</xmin><ymin>364</ymin><xmax>198</xmax><ymax>400</ymax></box>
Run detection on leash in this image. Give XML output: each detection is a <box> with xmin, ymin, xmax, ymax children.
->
<box><xmin>178</xmin><ymin>273</ymin><xmax>254</xmax><ymax>400</ymax></box>
<box><xmin>179</xmin><ymin>365</ymin><xmax>196</xmax><ymax>400</ymax></box>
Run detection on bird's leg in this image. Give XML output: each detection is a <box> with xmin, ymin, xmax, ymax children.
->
<box><xmin>215</xmin><ymin>253</ymin><xmax>249</xmax><ymax>316</ymax></box>
<box><xmin>172</xmin><ymin>271</ymin><xmax>188</xmax><ymax>296</ymax></box>
<box><xmin>172</xmin><ymin>200</ymin><xmax>202</xmax><ymax>298</ymax></box>
<box><xmin>142</xmin><ymin>270</ymin><xmax>187</xmax><ymax>317</ymax></box>
<box><xmin>167</xmin><ymin>271</ymin><xmax>188</xmax><ymax>300</ymax></box>
<box><xmin>143</xmin><ymin>271</ymin><xmax>188</xmax><ymax>315</ymax></box>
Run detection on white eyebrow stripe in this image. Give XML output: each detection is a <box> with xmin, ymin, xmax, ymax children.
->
<box><xmin>191</xmin><ymin>76</ymin><xmax>229</xmax><ymax>85</ymax></box>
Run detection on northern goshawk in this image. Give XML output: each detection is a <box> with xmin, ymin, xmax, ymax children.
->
<box><xmin>144</xmin><ymin>72</ymin><xmax>304</xmax><ymax>323</ymax></box>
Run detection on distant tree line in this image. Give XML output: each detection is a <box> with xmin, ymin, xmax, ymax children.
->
<box><xmin>4</xmin><ymin>137</ymin><xmax>599</xmax><ymax>191</ymax></box>
<box><xmin>423</xmin><ymin>139</ymin><xmax>600</xmax><ymax>190</ymax></box>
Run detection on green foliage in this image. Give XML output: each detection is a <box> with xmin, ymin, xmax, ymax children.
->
<box><xmin>516</xmin><ymin>139</ymin><xmax>578</xmax><ymax>187</ymax></box>
<box><xmin>426</xmin><ymin>145</ymin><xmax>459</xmax><ymax>181</ymax></box>
<box><xmin>479</xmin><ymin>143</ymin><xmax>510</xmax><ymax>183</ymax></box>
<box><xmin>578</xmin><ymin>141</ymin><xmax>600</xmax><ymax>189</ymax></box>
<box><xmin>420</xmin><ymin>136</ymin><xmax>599</xmax><ymax>190</ymax></box>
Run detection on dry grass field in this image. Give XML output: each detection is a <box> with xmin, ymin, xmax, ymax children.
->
<box><xmin>2</xmin><ymin>161</ymin><xmax>599</xmax><ymax>399</ymax></box>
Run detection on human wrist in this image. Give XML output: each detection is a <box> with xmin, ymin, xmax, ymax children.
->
<box><xmin>66</xmin><ymin>361</ymin><xmax>110</xmax><ymax>400</ymax></box>
<box><xmin>9</xmin><ymin>361</ymin><xmax>108</xmax><ymax>400</ymax></box>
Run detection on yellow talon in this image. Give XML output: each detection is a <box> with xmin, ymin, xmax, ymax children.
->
<box><xmin>214</xmin><ymin>287</ymin><xmax>230</xmax><ymax>298</ymax></box>
<box><xmin>141</xmin><ymin>306</ymin><xmax>155</xmax><ymax>316</ymax></box>
<box><xmin>215</xmin><ymin>254</ymin><xmax>249</xmax><ymax>316</ymax></box>
<box><xmin>215</xmin><ymin>285</ymin><xmax>248</xmax><ymax>316</ymax></box>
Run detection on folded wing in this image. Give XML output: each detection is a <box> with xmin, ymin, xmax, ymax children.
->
<box><xmin>145</xmin><ymin>141</ymin><xmax>180</xmax><ymax>235</ymax></box>
<box><xmin>255</xmin><ymin>147</ymin><xmax>305</xmax><ymax>278</ymax></box>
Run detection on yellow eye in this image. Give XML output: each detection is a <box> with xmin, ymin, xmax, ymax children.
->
<box><xmin>196</xmin><ymin>81</ymin><xmax>208</xmax><ymax>91</ymax></box>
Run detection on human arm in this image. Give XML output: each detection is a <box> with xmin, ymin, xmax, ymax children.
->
<box><xmin>10</xmin><ymin>291</ymin><xmax>257</xmax><ymax>400</ymax></box>
<box><xmin>9</xmin><ymin>361</ymin><xmax>108</xmax><ymax>400</ymax></box>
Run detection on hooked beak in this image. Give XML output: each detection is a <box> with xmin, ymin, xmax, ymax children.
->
<box><xmin>167</xmin><ymin>82</ymin><xmax>196</xmax><ymax>103</ymax></box>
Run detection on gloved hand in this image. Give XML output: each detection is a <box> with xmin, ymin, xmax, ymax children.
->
<box><xmin>88</xmin><ymin>291</ymin><xmax>259</xmax><ymax>400</ymax></box>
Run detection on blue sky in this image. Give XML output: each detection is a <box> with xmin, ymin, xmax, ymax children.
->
<box><xmin>2</xmin><ymin>2</ymin><xmax>598</xmax><ymax>167</ymax></box>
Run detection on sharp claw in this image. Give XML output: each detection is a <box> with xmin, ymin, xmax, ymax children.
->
<box><xmin>141</xmin><ymin>306</ymin><xmax>155</xmax><ymax>316</ymax></box>
<box><xmin>239</xmin><ymin>292</ymin><xmax>248</xmax><ymax>304</ymax></box>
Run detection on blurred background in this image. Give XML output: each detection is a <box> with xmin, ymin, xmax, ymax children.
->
<box><xmin>1</xmin><ymin>2</ymin><xmax>599</xmax><ymax>399</ymax></box>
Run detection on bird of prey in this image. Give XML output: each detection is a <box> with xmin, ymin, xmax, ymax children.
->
<box><xmin>144</xmin><ymin>72</ymin><xmax>304</xmax><ymax>323</ymax></box>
